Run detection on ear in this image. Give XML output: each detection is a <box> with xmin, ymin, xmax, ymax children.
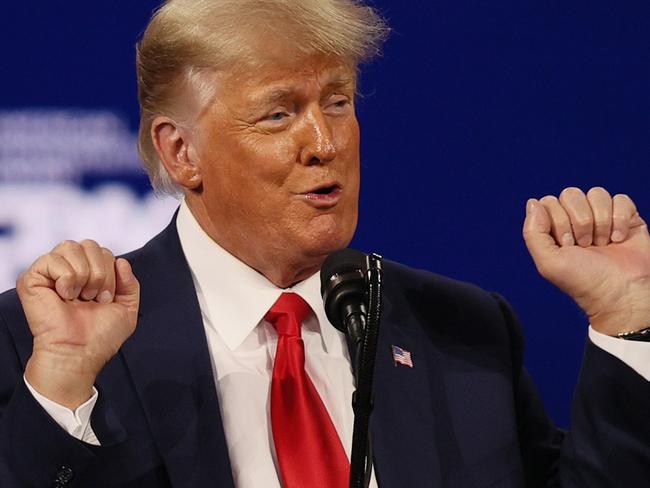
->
<box><xmin>151</xmin><ymin>116</ymin><xmax>202</xmax><ymax>190</ymax></box>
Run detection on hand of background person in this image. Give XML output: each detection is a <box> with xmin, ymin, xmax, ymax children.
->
<box><xmin>17</xmin><ymin>240</ymin><xmax>139</xmax><ymax>409</ymax></box>
<box><xmin>523</xmin><ymin>186</ymin><xmax>650</xmax><ymax>336</ymax></box>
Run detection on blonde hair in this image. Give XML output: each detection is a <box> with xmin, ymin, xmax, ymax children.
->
<box><xmin>136</xmin><ymin>0</ymin><xmax>390</xmax><ymax>196</ymax></box>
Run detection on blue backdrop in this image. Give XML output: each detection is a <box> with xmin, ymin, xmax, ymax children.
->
<box><xmin>2</xmin><ymin>0</ymin><xmax>649</xmax><ymax>428</ymax></box>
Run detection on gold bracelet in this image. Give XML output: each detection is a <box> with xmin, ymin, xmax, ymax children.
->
<box><xmin>616</xmin><ymin>326</ymin><xmax>650</xmax><ymax>342</ymax></box>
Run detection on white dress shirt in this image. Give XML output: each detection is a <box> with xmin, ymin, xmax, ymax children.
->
<box><xmin>25</xmin><ymin>201</ymin><xmax>649</xmax><ymax>486</ymax></box>
<box><xmin>173</xmin><ymin>201</ymin><xmax>379</xmax><ymax>488</ymax></box>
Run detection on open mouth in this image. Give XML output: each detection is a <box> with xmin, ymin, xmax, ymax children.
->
<box><xmin>310</xmin><ymin>184</ymin><xmax>340</xmax><ymax>195</ymax></box>
<box><xmin>302</xmin><ymin>183</ymin><xmax>343</xmax><ymax>205</ymax></box>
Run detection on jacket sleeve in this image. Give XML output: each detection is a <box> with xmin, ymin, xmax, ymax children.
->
<box><xmin>493</xmin><ymin>293</ymin><xmax>650</xmax><ymax>487</ymax></box>
<box><xmin>0</xmin><ymin>293</ymin><xmax>124</xmax><ymax>487</ymax></box>
<box><xmin>558</xmin><ymin>341</ymin><xmax>650</xmax><ymax>486</ymax></box>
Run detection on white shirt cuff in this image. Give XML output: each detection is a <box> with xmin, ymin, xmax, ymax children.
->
<box><xmin>23</xmin><ymin>375</ymin><xmax>101</xmax><ymax>445</ymax></box>
<box><xmin>589</xmin><ymin>326</ymin><xmax>650</xmax><ymax>381</ymax></box>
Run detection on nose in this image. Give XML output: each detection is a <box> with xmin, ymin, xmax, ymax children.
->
<box><xmin>298</xmin><ymin>106</ymin><xmax>337</xmax><ymax>166</ymax></box>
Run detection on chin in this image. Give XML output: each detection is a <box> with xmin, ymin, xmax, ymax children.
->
<box><xmin>299</xmin><ymin>213</ymin><xmax>357</xmax><ymax>261</ymax></box>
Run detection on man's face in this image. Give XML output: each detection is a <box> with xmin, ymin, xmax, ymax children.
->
<box><xmin>188</xmin><ymin>55</ymin><xmax>360</xmax><ymax>285</ymax></box>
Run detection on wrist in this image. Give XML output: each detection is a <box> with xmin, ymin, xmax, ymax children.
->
<box><xmin>590</xmin><ymin>317</ymin><xmax>650</xmax><ymax>336</ymax></box>
<box><xmin>588</xmin><ymin>306</ymin><xmax>650</xmax><ymax>337</ymax></box>
<box><xmin>25</xmin><ymin>352</ymin><xmax>97</xmax><ymax>410</ymax></box>
<box><xmin>584</xmin><ymin>280</ymin><xmax>650</xmax><ymax>336</ymax></box>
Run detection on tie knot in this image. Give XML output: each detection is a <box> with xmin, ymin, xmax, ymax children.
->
<box><xmin>265</xmin><ymin>292</ymin><xmax>312</xmax><ymax>337</ymax></box>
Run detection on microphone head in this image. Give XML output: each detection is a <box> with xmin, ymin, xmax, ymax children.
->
<box><xmin>320</xmin><ymin>248</ymin><xmax>367</xmax><ymax>333</ymax></box>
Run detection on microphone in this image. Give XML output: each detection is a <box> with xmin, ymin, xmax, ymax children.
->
<box><xmin>321</xmin><ymin>249</ymin><xmax>383</xmax><ymax>488</ymax></box>
<box><xmin>320</xmin><ymin>248</ymin><xmax>368</xmax><ymax>345</ymax></box>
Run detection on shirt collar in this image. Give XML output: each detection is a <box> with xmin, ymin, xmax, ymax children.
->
<box><xmin>176</xmin><ymin>200</ymin><xmax>339</xmax><ymax>353</ymax></box>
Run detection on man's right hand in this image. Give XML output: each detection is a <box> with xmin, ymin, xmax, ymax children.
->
<box><xmin>17</xmin><ymin>240</ymin><xmax>140</xmax><ymax>410</ymax></box>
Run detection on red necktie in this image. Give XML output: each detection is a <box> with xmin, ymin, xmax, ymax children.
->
<box><xmin>265</xmin><ymin>292</ymin><xmax>350</xmax><ymax>488</ymax></box>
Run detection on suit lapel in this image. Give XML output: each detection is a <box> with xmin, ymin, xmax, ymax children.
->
<box><xmin>365</xmin><ymin>278</ymin><xmax>473</xmax><ymax>487</ymax></box>
<box><xmin>120</xmin><ymin>220</ymin><xmax>235</xmax><ymax>488</ymax></box>
<box><xmin>369</xmin><ymin>293</ymin><xmax>443</xmax><ymax>487</ymax></box>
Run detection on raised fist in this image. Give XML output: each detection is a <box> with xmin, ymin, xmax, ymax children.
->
<box><xmin>17</xmin><ymin>239</ymin><xmax>140</xmax><ymax>409</ymax></box>
<box><xmin>523</xmin><ymin>187</ymin><xmax>650</xmax><ymax>336</ymax></box>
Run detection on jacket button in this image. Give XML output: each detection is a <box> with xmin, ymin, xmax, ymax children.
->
<box><xmin>54</xmin><ymin>465</ymin><xmax>74</xmax><ymax>486</ymax></box>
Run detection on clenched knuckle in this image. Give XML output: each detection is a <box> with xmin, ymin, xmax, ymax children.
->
<box><xmin>93</xmin><ymin>268</ymin><xmax>108</xmax><ymax>282</ymax></box>
<box><xmin>77</xmin><ymin>266</ymin><xmax>91</xmax><ymax>282</ymax></box>
<box><xmin>553</xmin><ymin>217</ymin><xmax>571</xmax><ymax>229</ymax></box>
<box><xmin>80</xmin><ymin>239</ymin><xmax>100</xmax><ymax>249</ymax></box>
<box><xmin>587</xmin><ymin>186</ymin><xmax>608</xmax><ymax>196</ymax></box>
<box><xmin>560</xmin><ymin>187</ymin><xmax>581</xmax><ymax>198</ymax></box>
<box><xmin>539</xmin><ymin>195</ymin><xmax>558</xmax><ymax>205</ymax></box>
<box><xmin>573</xmin><ymin>217</ymin><xmax>592</xmax><ymax>229</ymax></box>
<box><xmin>101</xmin><ymin>247</ymin><xmax>115</xmax><ymax>259</ymax></box>
<box><xmin>594</xmin><ymin>217</ymin><xmax>610</xmax><ymax>228</ymax></box>
<box><xmin>61</xmin><ymin>239</ymin><xmax>80</xmax><ymax>249</ymax></box>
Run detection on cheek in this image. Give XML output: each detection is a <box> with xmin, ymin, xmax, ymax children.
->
<box><xmin>337</xmin><ymin>120</ymin><xmax>361</xmax><ymax>174</ymax></box>
<box><xmin>204</xmin><ymin>140</ymin><xmax>294</xmax><ymax>198</ymax></box>
<box><xmin>240</xmin><ymin>136</ymin><xmax>297</xmax><ymax>186</ymax></box>
<box><xmin>339</xmin><ymin>115</ymin><xmax>360</xmax><ymax>148</ymax></box>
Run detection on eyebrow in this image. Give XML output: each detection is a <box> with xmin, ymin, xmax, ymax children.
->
<box><xmin>253</xmin><ymin>88</ymin><xmax>294</xmax><ymax>107</ymax></box>
<box><xmin>248</xmin><ymin>73</ymin><xmax>356</xmax><ymax>108</ymax></box>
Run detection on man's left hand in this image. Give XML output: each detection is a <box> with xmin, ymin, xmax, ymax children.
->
<box><xmin>523</xmin><ymin>186</ymin><xmax>650</xmax><ymax>336</ymax></box>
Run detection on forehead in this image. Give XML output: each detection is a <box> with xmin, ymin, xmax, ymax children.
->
<box><xmin>218</xmin><ymin>54</ymin><xmax>357</xmax><ymax>103</ymax></box>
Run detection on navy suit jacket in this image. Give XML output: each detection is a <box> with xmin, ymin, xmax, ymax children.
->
<box><xmin>1</xmin><ymin>218</ymin><xmax>649</xmax><ymax>487</ymax></box>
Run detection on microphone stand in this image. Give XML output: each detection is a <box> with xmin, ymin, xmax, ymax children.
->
<box><xmin>348</xmin><ymin>253</ymin><xmax>383</xmax><ymax>488</ymax></box>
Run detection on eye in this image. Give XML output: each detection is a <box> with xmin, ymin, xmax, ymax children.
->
<box><xmin>257</xmin><ymin>108</ymin><xmax>294</xmax><ymax>131</ymax></box>
<box><xmin>325</xmin><ymin>95</ymin><xmax>352</xmax><ymax>114</ymax></box>
<box><xmin>267</xmin><ymin>111</ymin><xmax>289</xmax><ymax>121</ymax></box>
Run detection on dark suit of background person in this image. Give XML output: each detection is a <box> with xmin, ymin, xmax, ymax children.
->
<box><xmin>1</xmin><ymin>213</ymin><xmax>649</xmax><ymax>487</ymax></box>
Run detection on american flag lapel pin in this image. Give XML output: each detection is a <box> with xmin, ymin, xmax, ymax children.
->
<box><xmin>391</xmin><ymin>345</ymin><xmax>414</xmax><ymax>368</ymax></box>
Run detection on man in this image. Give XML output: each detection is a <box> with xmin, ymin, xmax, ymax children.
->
<box><xmin>1</xmin><ymin>0</ymin><xmax>649</xmax><ymax>487</ymax></box>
